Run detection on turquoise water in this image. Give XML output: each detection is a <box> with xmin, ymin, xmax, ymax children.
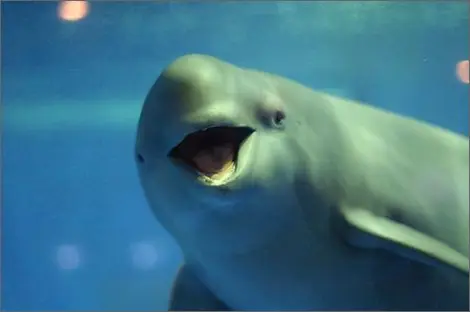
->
<box><xmin>2</xmin><ymin>1</ymin><xmax>468</xmax><ymax>310</ymax></box>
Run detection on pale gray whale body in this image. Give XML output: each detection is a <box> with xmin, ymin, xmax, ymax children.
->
<box><xmin>135</xmin><ymin>54</ymin><xmax>469</xmax><ymax>311</ymax></box>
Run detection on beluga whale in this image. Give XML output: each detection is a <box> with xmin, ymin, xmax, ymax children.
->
<box><xmin>134</xmin><ymin>54</ymin><xmax>469</xmax><ymax>311</ymax></box>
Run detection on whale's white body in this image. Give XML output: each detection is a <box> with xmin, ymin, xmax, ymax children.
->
<box><xmin>135</xmin><ymin>54</ymin><xmax>469</xmax><ymax>310</ymax></box>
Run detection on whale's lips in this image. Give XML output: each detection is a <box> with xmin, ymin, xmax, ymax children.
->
<box><xmin>168</xmin><ymin>126</ymin><xmax>254</xmax><ymax>179</ymax></box>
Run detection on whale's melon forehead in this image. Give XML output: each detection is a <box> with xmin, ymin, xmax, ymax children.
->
<box><xmin>163</xmin><ymin>54</ymin><xmax>225</xmax><ymax>89</ymax></box>
<box><xmin>148</xmin><ymin>59</ymin><xmax>238</xmax><ymax>126</ymax></box>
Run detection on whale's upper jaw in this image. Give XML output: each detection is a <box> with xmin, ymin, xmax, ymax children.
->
<box><xmin>168</xmin><ymin>125</ymin><xmax>255</xmax><ymax>185</ymax></box>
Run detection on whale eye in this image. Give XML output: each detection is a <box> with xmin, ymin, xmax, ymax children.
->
<box><xmin>257</xmin><ymin>92</ymin><xmax>286</xmax><ymax>130</ymax></box>
<box><xmin>273</xmin><ymin>110</ymin><xmax>286</xmax><ymax>127</ymax></box>
<box><xmin>136</xmin><ymin>153</ymin><xmax>145</xmax><ymax>164</ymax></box>
<box><xmin>260</xmin><ymin>108</ymin><xmax>286</xmax><ymax>129</ymax></box>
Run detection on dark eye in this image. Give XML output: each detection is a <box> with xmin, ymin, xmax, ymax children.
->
<box><xmin>136</xmin><ymin>153</ymin><xmax>145</xmax><ymax>163</ymax></box>
<box><xmin>259</xmin><ymin>108</ymin><xmax>286</xmax><ymax>129</ymax></box>
<box><xmin>273</xmin><ymin>110</ymin><xmax>286</xmax><ymax>127</ymax></box>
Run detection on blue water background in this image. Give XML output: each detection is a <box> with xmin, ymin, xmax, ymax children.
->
<box><xmin>2</xmin><ymin>2</ymin><xmax>468</xmax><ymax>310</ymax></box>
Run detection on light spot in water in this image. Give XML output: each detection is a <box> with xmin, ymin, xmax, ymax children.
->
<box><xmin>58</xmin><ymin>1</ymin><xmax>89</xmax><ymax>22</ymax></box>
<box><xmin>456</xmin><ymin>60</ymin><xmax>469</xmax><ymax>84</ymax></box>
<box><xmin>56</xmin><ymin>244</ymin><xmax>81</xmax><ymax>270</ymax></box>
<box><xmin>130</xmin><ymin>241</ymin><xmax>159</xmax><ymax>270</ymax></box>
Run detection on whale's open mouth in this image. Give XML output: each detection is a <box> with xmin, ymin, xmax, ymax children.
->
<box><xmin>168</xmin><ymin>126</ymin><xmax>254</xmax><ymax>182</ymax></box>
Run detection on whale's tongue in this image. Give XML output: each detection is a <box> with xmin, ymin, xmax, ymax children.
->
<box><xmin>192</xmin><ymin>144</ymin><xmax>235</xmax><ymax>176</ymax></box>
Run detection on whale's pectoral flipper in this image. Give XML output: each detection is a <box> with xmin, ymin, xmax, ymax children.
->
<box><xmin>169</xmin><ymin>264</ymin><xmax>232</xmax><ymax>311</ymax></box>
<box><xmin>338</xmin><ymin>205</ymin><xmax>469</xmax><ymax>274</ymax></box>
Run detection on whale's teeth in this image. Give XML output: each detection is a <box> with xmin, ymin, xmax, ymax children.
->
<box><xmin>199</xmin><ymin>162</ymin><xmax>236</xmax><ymax>186</ymax></box>
<box><xmin>208</xmin><ymin>161</ymin><xmax>235</xmax><ymax>180</ymax></box>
